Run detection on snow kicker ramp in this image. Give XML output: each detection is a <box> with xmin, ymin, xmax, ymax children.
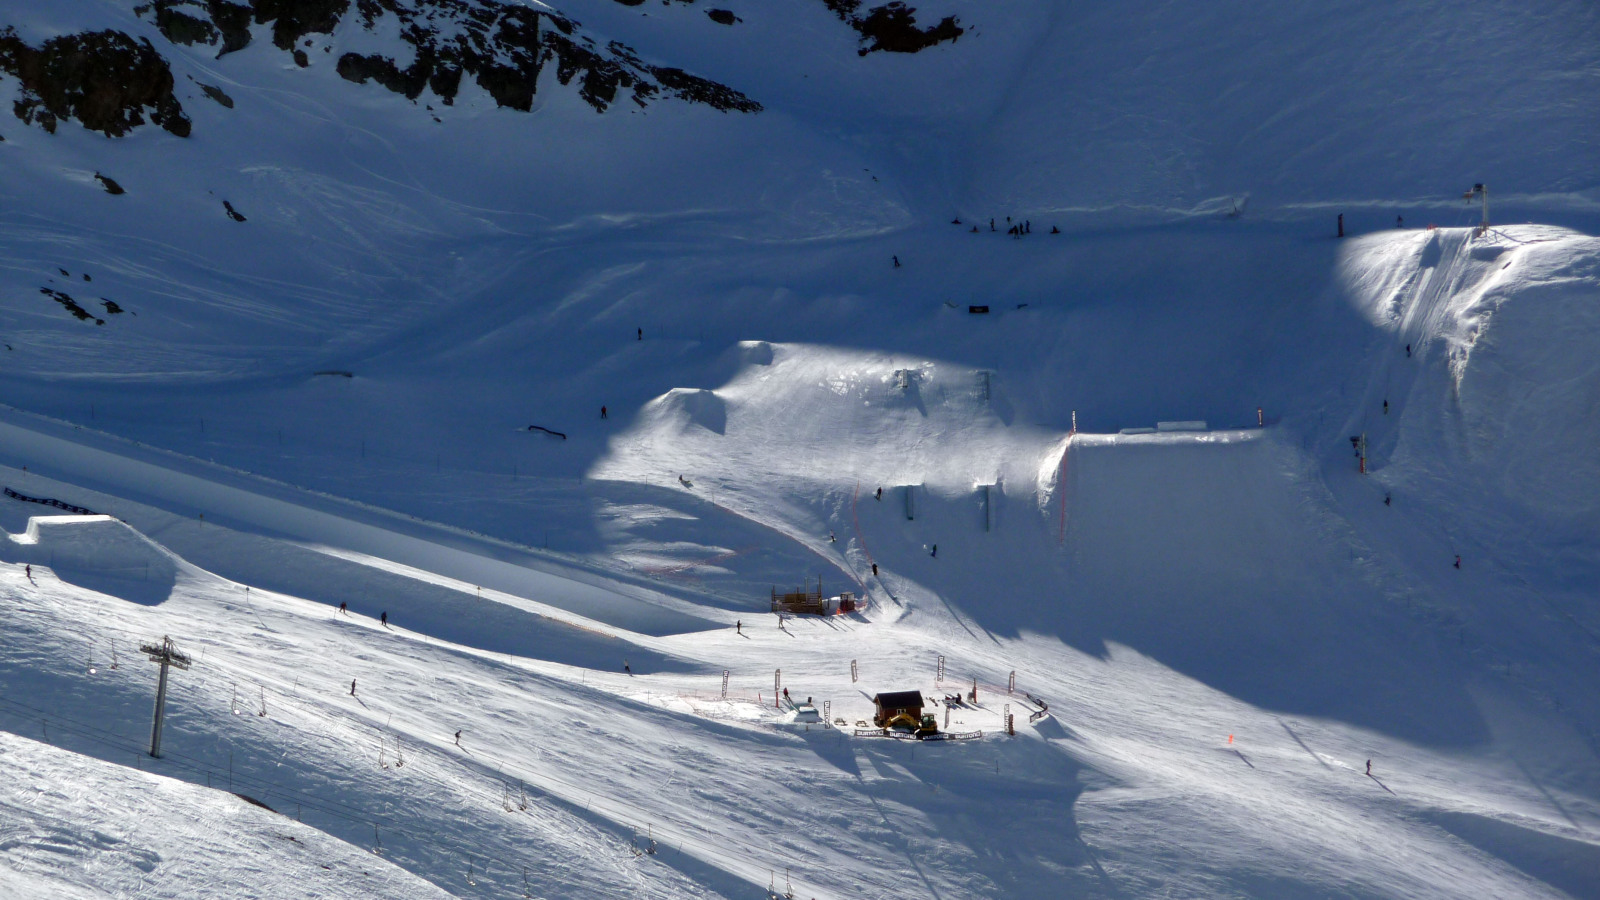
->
<box><xmin>0</xmin><ymin>414</ymin><xmax>713</xmax><ymax>635</ymax></box>
<box><xmin>4</xmin><ymin>514</ymin><xmax>186</xmax><ymax>604</ymax></box>
<box><xmin>1049</xmin><ymin>429</ymin><xmax>1485</xmax><ymax>747</ymax></box>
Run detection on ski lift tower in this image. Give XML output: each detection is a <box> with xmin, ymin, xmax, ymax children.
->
<box><xmin>1464</xmin><ymin>183</ymin><xmax>1489</xmax><ymax>236</ymax></box>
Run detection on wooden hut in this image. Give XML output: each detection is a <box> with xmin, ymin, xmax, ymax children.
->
<box><xmin>872</xmin><ymin>691</ymin><xmax>924</xmax><ymax>728</ymax></box>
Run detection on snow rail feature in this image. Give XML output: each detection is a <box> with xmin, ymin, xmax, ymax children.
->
<box><xmin>527</xmin><ymin>425</ymin><xmax>567</xmax><ymax>439</ymax></box>
<box><xmin>4</xmin><ymin>486</ymin><xmax>96</xmax><ymax>516</ymax></box>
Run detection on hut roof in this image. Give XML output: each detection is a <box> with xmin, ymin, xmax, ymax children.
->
<box><xmin>873</xmin><ymin>691</ymin><xmax>924</xmax><ymax>708</ymax></box>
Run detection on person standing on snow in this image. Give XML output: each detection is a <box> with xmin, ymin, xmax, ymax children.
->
<box><xmin>600</xmin><ymin>406</ymin><xmax>607</xmax><ymax>419</ymax></box>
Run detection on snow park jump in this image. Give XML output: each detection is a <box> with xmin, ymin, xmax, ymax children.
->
<box><xmin>0</xmin><ymin>1</ymin><xmax>1598</xmax><ymax>898</ymax></box>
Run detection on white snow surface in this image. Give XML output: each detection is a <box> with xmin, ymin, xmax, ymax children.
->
<box><xmin>0</xmin><ymin>0</ymin><xmax>1599</xmax><ymax>898</ymax></box>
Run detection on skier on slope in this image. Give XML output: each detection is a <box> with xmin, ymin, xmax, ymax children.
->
<box><xmin>1454</xmin><ymin>555</ymin><xmax>1461</xmax><ymax>569</ymax></box>
<box><xmin>380</xmin><ymin>611</ymin><xmax>388</xmax><ymax>627</ymax></box>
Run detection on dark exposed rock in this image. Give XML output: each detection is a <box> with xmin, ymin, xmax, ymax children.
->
<box><xmin>0</xmin><ymin>29</ymin><xmax>191</xmax><ymax>137</ymax></box>
<box><xmin>223</xmin><ymin>200</ymin><xmax>247</xmax><ymax>221</ymax></box>
<box><xmin>102</xmin><ymin>299</ymin><xmax>124</xmax><ymax>314</ymax></box>
<box><xmin>40</xmin><ymin>287</ymin><xmax>104</xmax><ymax>324</ymax></box>
<box><xmin>153</xmin><ymin>6</ymin><xmax>220</xmax><ymax>45</ymax></box>
<box><xmin>132</xmin><ymin>0</ymin><xmax>758</xmax><ymax>115</ymax></box>
<box><xmin>209</xmin><ymin>1</ymin><xmax>255</xmax><ymax>55</ymax></box>
<box><xmin>650</xmin><ymin>66</ymin><xmax>759</xmax><ymax>112</ymax></box>
<box><xmin>253</xmin><ymin>0</ymin><xmax>351</xmax><ymax>51</ymax></box>
<box><xmin>199</xmin><ymin>82</ymin><xmax>235</xmax><ymax>108</ymax></box>
<box><xmin>95</xmin><ymin>172</ymin><xmax>126</xmax><ymax>194</ymax></box>
<box><xmin>707</xmin><ymin>9</ymin><xmax>739</xmax><ymax>26</ymax></box>
<box><xmin>817</xmin><ymin>0</ymin><xmax>962</xmax><ymax>55</ymax></box>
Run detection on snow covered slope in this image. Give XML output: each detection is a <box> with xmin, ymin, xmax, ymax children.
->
<box><xmin>0</xmin><ymin>731</ymin><xmax>451</xmax><ymax>900</ymax></box>
<box><xmin>1</xmin><ymin>0</ymin><xmax>1599</xmax><ymax>897</ymax></box>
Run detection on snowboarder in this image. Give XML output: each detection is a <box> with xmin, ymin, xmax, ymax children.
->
<box><xmin>1338</xmin><ymin>213</ymin><xmax>1345</xmax><ymax>238</ymax></box>
<box><xmin>871</xmin><ymin>563</ymin><xmax>878</xmax><ymax>577</ymax></box>
<box><xmin>930</xmin><ymin>544</ymin><xmax>938</xmax><ymax>558</ymax></box>
<box><xmin>1383</xmin><ymin>399</ymin><xmax>1389</xmax><ymax>415</ymax></box>
<box><xmin>24</xmin><ymin>564</ymin><xmax>30</xmax><ymax>580</ymax></box>
<box><xmin>350</xmin><ymin>679</ymin><xmax>357</xmax><ymax>696</ymax></box>
<box><xmin>829</xmin><ymin>531</ymin><xmax>836</xmax><ymax>543</ymax></box>
<box><xmin>1366</xmin><ymin>759</ymin><xmax>1372</xmax><ymax>776</ymax></box>
<box><xmin>1397</xmin><ymin>215</ymin><xmax>1404</xmax><ymax>229</ymax></box>
<box><xmin>1406</xmin><ymin>344</ymin><xmax>1412</xmax><ymax>357</ymax></box>
<box><xmin>1025</xmin><ymin>220</ymin><xmax>1031</xmax><ymax>234</ymax></box>
<box><xmin>1384</xmin><ymin>492</ymin><xmax>1391</xmax><ymax>506</ymax></box>
<box><xmin>892</xmin><ymin>255</ymin><xmax>901</xmax><ymax>268</ymax></box>
<box><xmin>600</xmin><ymin>405</ymin><xmax>607</xmax><ymax>419</ymax></box>
<box><xmin>736</xmin><ymin>620</ymin><xmax>741</xmax><ymax>635</ymax></box>
<box><xmin>875</xmin><ymin>487</ymin><xmax>882</xmax><ymax>501</ymax></box>
<box><xmin>951</xmin><ymin>218</ymin><xmax>961</xmax><ymax>225</ymax></box>
<box><xmin>637</xmin><ymin>327</ymin><xmax>642</xmax><ymax>341</ymax></box>
<box><xmin>454</xmin><ymin>730</ymin><xmax>462</xmax><ymax>747</ymax></box>
<box><xmin>971</xmin><ymin>225</ymin><xmax>979</xmax><ymax>233</ymax></box>
<box><xmin>338</xmin><ymin>601</ymin><xmax>347</xmax><ymax>615</ymax></box>
<box><xmin>1050</xmin><ymin>225</ymin><xmax>1060</xmax><ymax>234</ymax></box>
<box><xmin>380</xmin><ymin>611</ymin><xmax>388</xmax><ymax>627</ymax></box>
<box><xmin>624</xmin><ymin>660</ymin><xmax>631</xmax><ymax>675</ymax></box>
<box><xmin>1454</xmin><ymin>555</ymin><xmax>1461</xmax><ymax>569</ymax></box>
<box><xmin>989</xmin><ymin>218</ymin><xmax>995</xmax><ymax>232</ymax></box>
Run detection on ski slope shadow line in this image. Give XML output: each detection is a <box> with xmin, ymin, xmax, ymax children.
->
<box><xmin>853</xmin><ymin>767</ymin><xmax>948</xmax><ymax>900</ymax></box>
<box><xmin>1279</xmin><ymin>720</ymin><xmax>1332</xmax><ymax>769</ymax></box>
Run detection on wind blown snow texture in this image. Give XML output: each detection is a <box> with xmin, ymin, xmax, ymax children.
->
<box><xmin>1</xmin><ymin>0</ymin><xmax>1599</xmax><ymax>898</ymax></box>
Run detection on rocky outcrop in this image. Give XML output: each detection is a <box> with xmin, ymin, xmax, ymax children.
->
<box><xmin>820</xmin><ymin>1</ymin><xmax>963</xmax><ymax>55</ymax></box>
<box><xmin>0</xmin><ymin>29</ymin><xmax>191</xmax><ymax>137</ymax></box>
<box><xmin>133</xmin><ymin>0</ymin><xmax>760</xmax><ymax>114</ymax></box>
